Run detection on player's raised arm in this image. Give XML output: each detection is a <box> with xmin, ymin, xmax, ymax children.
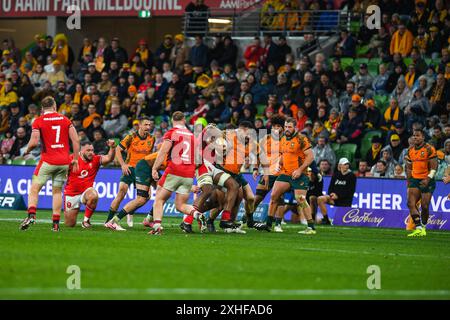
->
<box><xmin>152</xmin><ymin>139</ymin><xmax>172</xmax><ymax>181</ymax></box>
<box><xmin>101</xmin><ymin>139</ymin><xmax>116</xmax><ymax>165</ymax></box>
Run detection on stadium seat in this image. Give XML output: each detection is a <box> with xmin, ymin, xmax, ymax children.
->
<box><xmin>12</xmin><ymin>159</ymin><xmax>26</xmax><ymax>165</ymax></box>
<box><xmin>403</xmin><ymin>57</ymin><xmax>413</xmax><ymax>67</ymax></box>
<box><xmin>331</xmin><ymin>143</ymin><xmax>340</xmax><ymax>153</ymax></box>
<box><xmin>350</xmin><ymin>21</ymin><xmax>360</xmax><ymax>33</ymax></box>
<box><xmin>256</xmin><ymin>104</ymin><xmax>266</xmax><ymax>116</ymax></box>
<box><xmin>154</xmin><ymin>115</ymin><xmax>163</xmax><ymax>125</ymax></box>
<box><xmin>25</xmin><ymin>159</ymin><xmax>38</xmax><ymax>166</ymax></box>
<box><xmin>432</xmin><ymin>58</ymin><xmax>441</xmax><ymax>67</ymax></box>
<box><xmin>373</xmin><ymin>95</ymin><xmax>389</xmax><ymax>111</ymax></box>
<box><xmin>368</xmin><ymin>58</ymin><xmax>381</xmax><ymax>65</ymax></box>
<box><xmin>113</xmin><ymin>138</ymin><xmax>121</xmax><ymax>146</ymax></box>
<box><xmin>340</xmin><ymin>57</ymin><xmax>354</xmax><ymax>69</ymax></box>
<box><xmin>356</xmin><ymin>45</ymin><xmax>369</xmax><ymax>57</ymax></box>
<box><xmin>336</xmin><ymin>143</ymin><xmax>357</xmax><ymax>167</ymax></box>
<box><xmin>353</xmin><ymin>58</ymin><xmax>369</xmax><ymax>68</ymax></box>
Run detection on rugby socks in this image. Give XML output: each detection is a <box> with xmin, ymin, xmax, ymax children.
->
<box><xmin>183</xmin><ymin>214</ymin><xmax>194</xmax><ymax>225</ymax></box>
<box><xmin>117</xmin><ymin>209</ymin><xmax>129</xmax><ymax>220</ymax></box>
<box><xmin>307</xmin><ymin>219</ymin><xmax>315</xmax><ymax>230</ymax></box>
<box><xmin>322</xmin><ymin>215</ymin><xmax>330</xmax><ymax>224</ymax></box>
<box><xmin>106</xmin><ymin>208</ymin><xmax>116</xmax><ymax>222</ymax></box>
<box><xmin>275</xmin><ymin>217</ymin><xmax>282</xmax><ymax>226</ymax></box>
<box><xmin>28</xmin><ymin>206</ymin><xmax>37</xmax><ymax>219</ymax></box>
<box><xmin>266</xmin><ymin>216</ymin><xmax>274</xmax><ymax>227</ymax></box>
<box><xmin>84</xmin><ymin>206</ymin><xmax>94</xmax><ymax>222</ymax></box>
<box><xmin>146</xmin><ymin>208</ymin><xmax>154</xmax><ymax>220</ymax></box>
<box><xmin>52</xmin><ymin>213</ymin><xmax>60</xmax><ymax>224</ymax></box>
<box><xmin>411</xmin><ymin>214</ymin><xmax>422</xmax><ymax>229</ymax></box>
<box><xmin>221</xmin><ymin>210</ymin><xmax>231</xmax><ymax>221</ymax></box>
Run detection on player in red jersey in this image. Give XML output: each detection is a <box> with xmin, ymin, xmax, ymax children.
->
<box><xmin>149</xmin><ymin>111</ymin><xmax>204</xmax><ymax>235</ymax></box>
<box><xmin>64</xmin><ymin>140</ymin><xmax>116</xmax><ymax>228</ymax></box>
<box><xmin>20</xmin><ymin>96</ymin><xmax>80</xmax><ymax>232</ymax></box>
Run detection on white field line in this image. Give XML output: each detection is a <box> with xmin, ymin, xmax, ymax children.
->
<box><xmin>0</xmin><ymin>287</ymin><xmax>449</xmax><ymax>297</ymax></box>
<box><xmin>1</xmin><ymin>218</ymin><xmax>450</xmax><ymax>260</ymax></box>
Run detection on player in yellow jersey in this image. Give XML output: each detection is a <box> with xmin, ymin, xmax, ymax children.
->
<box><xmin>105</xmin><ymin>117</ymin><xmax>154</xmax><ymax>228</ymax></box>
<box><xmin>251</xmin><ymin>115</ymin><xmax>285</xmax><ymax>229</ymax></box>
<box><xmin>259</xmin><ymin>117</ymin><xmax>316</xmax><ymax>234</ymax></box>
<box><xmin>405</xmin><ymin>129</ymin><xmax>438</xmax><ymax>237</ymax></box>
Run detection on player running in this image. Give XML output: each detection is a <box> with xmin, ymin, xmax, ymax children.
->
<box><xmin>259</xmin><ymin>117</ymin><xmax>316</xmax><ymax>234</ymax></box>
<box><xmin>149</xmin><ymin>111</ymin><xmax>204</xmax><ymax>235</ymax></box>
<box><xmin>105</xmin><ymin>152</ymin><xmax>167</xmax><ymax>231</ymax></box>
<box><xmin>64</xmin><ymin>140</ymin><xmax>116</xmax><ymax>228</ymax></box>
<box><xmin>251</xmin><ymin>115</ymin><xmax>285</xmax><ymax>230</ymax></box>
<box><xmin>405</xmin><ymin>129</ymin><xmax>438</xmax><ymax>237</ymax></box>
<box><xmin>20</xmin><ymin>96</ymin><xmax>80</xmax><ymax>232</ymax></box>
<box><xmin>105</xmin><ymin>116</ymin><xmax>154</xmax><ymax>228</ymax></box>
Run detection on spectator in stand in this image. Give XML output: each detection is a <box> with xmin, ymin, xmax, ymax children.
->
<box><xmin>371</xmin><ymin>160</ymin><xmax>393</xmax><ymax>178</ymax></box>
<box><xmin>170</xmin><ymin>34</ymin><xmax>190</xmax><ymax>71</ymax></box>
<box><xmin>313</xmin><ymin>135</ymin><xmax>336</xmax><ymax>168</ymax></box>
<box><xmin>335</xmin><ymin>29</ymin><xmax>356</xmax><ymax>57</ymax></box>
<box><xmin>372</xmin><ymin>63</ymin><xmax>390</xmax><ymax>95</ymax></box>
<box><xmin>8</xmin><ymin>126</ymin><xmax>29</xmax><ymax>159</ymax></box>
<box><xmin>102</xmin><ymin>103</ymin><xmax>128</xmax><ymax>138</ymax></box>
<box><xmin>355</xmin><ymin>160</ymin><xmax>372</xmax><ymax>177</ymax></box>
<box><xmin>378</xmin><ymin>145</ymin><xmax>397</xmax><ymax>176</ymax></box>
<box><xmin>189</xmin><ymin>35</ymin><xmax>208</xmax><ymax>69</ymax></box>
<box><xmin>382</xmin><ymin>97</ymin><xmax>405</xmax><ymax>132</ymax></box>
<box><xmin>365</xmin><ymin>135</ymin><xmax>383</xmax><ymax>168</ymax></box>
<box><xmin>317</xmin><ymin>157</ymin><xmax>357</xmax><ymax>225</ymax></box>
<box><xmin>390</xmin><ymin>22</ymin><xmax>414</xmax><ymax>57</ymax></box>
<box><xmin>318</xmin><ymin>159</ymin><xmax>333</xmax><ymax>176</ymax></box>
<box><xmin>364</xmin><ymin>98</ymin><xmax>382</xmax><ymax>130</ymax></box>
<box><xmin>351</xmin><ymin>63</ymin><xmax>373</xmax><ymax>94</ymax></box>
<box><xmin>0</xmin><ymin>81</ymin><xmax>18</xmax><ymax>107</ymax></box>
<box><xmin>431</xmin><ymin>125</ymin><xmax>446</xmax><ymax>150</ymax></box>
<box><xmin>104</xmin><ymin>37</ymin><xmax>128</xmax><ymax>69</ymax></box>
<box><xmin>336</xmin><ymin>107</ymin><xmax>364</xmax><ymax>144</ymax></box>
<box><xmin>388</xmin><ymin>133</ymin><xmax>403</xmax><ymax>162</ymax></box>
<box><xmin>393</xmin><ymin>163</ymin><xmax>406</xmax><ymax>179</ymax></box>
<box><xmin>429</xmin><ymin>73</ymin><xmax>448</xmax><ymax>116</ymax></box>
<box><xmin>244</xmin><ymin>37</ymin><xmax>266</xmax><ymax>69</ymax></box>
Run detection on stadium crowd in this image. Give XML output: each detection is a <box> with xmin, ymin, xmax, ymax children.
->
<box><xmin>0</xmin><ymin>0</ymin><xmax>449</xmax><ymax>181</ymax></box>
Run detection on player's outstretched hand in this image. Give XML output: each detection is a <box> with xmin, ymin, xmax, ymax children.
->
<box><xmin>107</xmin><ymin>139</ymin><xmax>116</xmax><ymax>148</ymax></box>
<box><xmin>121</xmin><ymin>164</ymin><xmax>131</xmax><ymax>176</ymax></box>
<box><xmin>152</xmin><ymin>169</ymin><xmax>159</xmax><ymax>181</ymax></box>
<box><xmin>71</xmin><ymin>159</ymin><xmax>79</xmax><ymax>173</ymax></box>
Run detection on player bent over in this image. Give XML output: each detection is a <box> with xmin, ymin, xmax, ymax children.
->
<box><xmin>405</xmin><ymin>129</ymin><xmax>438</xmax><ymax>237</ymax></box>
<box><xmin>105</xmin><ymin>152</ymin><xmax>166</xmax><ymax>231</ymax></box>
<box><xmin>20</xmin><ymin>96</ymin><xmax>80</xmax><ymax>232</ymax></box>
<box><xmin>260</xmin><ymin>117</ymin><xmax>316</xmax><ymax>234</ymax></box>
<box><xmin>149</xmin><ymin>112</ymin><xmax>204</xmax><ymax>235</ymax></box>
<box><xmin>64</xmin><ymin>140</ymin><xmax>115</xmax><ymax>228</ymax></box>
<box><xmin>106</xmin><ymin>116</ymin><xmax>154</xmax><ymax>227</ymax></box>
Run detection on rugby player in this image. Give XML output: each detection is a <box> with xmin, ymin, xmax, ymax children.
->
<box><xmin>20</xmin><ymin>96</ymin><xmax>80</xmax><ymax>232</ymax></box>
<box><xmin>251</xmin><ymin>115</ymin><xmax>285</xmax><ymax>230</ymax></box>
<box><xmin>259</xmin><ymin>117</ymin><xmax>316</xmax><ymax>234</ymax></box>
<box><xmin>214</xmin><ymin>121</ymin><xmax>257</xmax><ymax>228</ymax></box>
<box><xmin>186</xmin><ymin>124</ymin><xmax>241</xmax><ymax>233</ymax></box>
<box><xmin>104</xmin><ymin>151</ymin><xmax>166</xmax><ymax>231</ymax></box>
<box><xmin>64</xmin><ymin>140</ymin><xmax>116</xmax><ymax>228</ymax></box>
<box><xmin>405</xmin><ymin>129</ymin><xmax>438</xmax><ymax>237</ymax></box>
<box><xmin>105</xmin><ymin>116</ymin><xmax>154</xmax><ymax>227</ymax></box>
<box><xmin>149</xmin><ymin>112</ymin><xmax>204</xmax><ymax>235</ymax></box>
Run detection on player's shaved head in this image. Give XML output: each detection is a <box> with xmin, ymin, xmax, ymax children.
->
<box><xmin>41</xmin><ymin>96</ymin><xmax>56</xmax><ymax>110</ymax></box>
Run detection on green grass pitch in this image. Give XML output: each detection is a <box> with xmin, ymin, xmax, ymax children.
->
<box><xmin>1</xmin><ymin>210</ymin><xmax>450</xmax><ymax>300</ymax></box>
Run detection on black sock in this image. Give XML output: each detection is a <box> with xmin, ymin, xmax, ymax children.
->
<box><xmin>421</xmin><ymin>211</ymin><xmax>429</xmax><ymax>226</ymax></box>
<box><xmin>117</xmin><ymin>209</ymin><xmax>129</xmax><ymax>220</ymax></box>
<box><xmin>149</xmin><ymin>208</ymin><xmax>153</xmax><ymax>217</ymax></box>
<box><xmin>307</xmin><ymin>219</ymin><xmax>315</xmax><ymax>230</ymax></box>
<box><xmin>246</xmin><ymin>213</ymin><xmax>254</xmax><ymax>224</ymax></box>
<box><xmin>106</xmin><ymin>208</ymin><xmax>116</xmax><ymax>222</ymax></box>
<box><xmin>267</xmin><ymin>216</ymin><xmax>274</xmax><ymax>227</ymax></box>
<box><xmin>412</xmin><ymin>214</ymin><xmax>421</xmax><ymax>227</ymax></box>
<box><xmin>322</xmin><ymin>215</ymin><xmax>330</xmax><ymax>223</ymax></box>
<box><xmin>275</xmin><ymin>218</ymin><xmax>282</xmax><ymax>226</ymax></box>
